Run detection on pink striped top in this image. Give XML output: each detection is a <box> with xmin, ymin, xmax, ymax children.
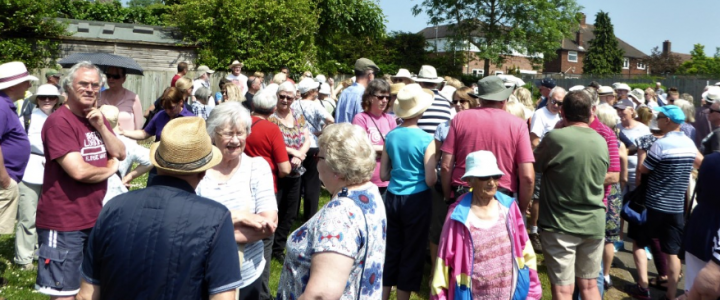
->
<box><xmin>589</xmin><ymin>116</ymin><xmax>621</xmax><ymax>206</ymax></box>
<box><xmin>469</xmin><ymin>212</ymin><xmax>513</xmax><ymax>300</ymax></box>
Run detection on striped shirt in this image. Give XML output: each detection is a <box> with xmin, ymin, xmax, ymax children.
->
<box><xmin>418</xmin><ymin>90</ymin><xmax>454</xmax><ymax>134</ymax></box>
<box><xmin>643</xmin><ymin>131</ymin><xmax>697</xmax><ymax>213</ymax></box>
<box><xmin>196</xmin><ymin>154</ymin><xmax>277</xmax><ymax>288</ymax></box>
<box><xmin>589</xmin><ymin>117</ymin><xmax>621</xmax><ymax>206</ymax></box>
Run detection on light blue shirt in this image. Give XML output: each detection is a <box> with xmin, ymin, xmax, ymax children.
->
<box><xmin>386</xmin><ymin>127</ymin><xmax>434</xmax><ymax>195</ymax></box>
<box><xmin>335</xmin><ymin>83</ymin><xmax>365</xmax><ymax>123</ymax></box>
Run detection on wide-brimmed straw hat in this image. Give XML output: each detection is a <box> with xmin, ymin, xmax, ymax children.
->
<box><xmin>412</xmin><ymin>65</ymin><xmax>443</xmax><ymax>83</ymax></box>
<box><xmin>390</xmin><ymin>83</ymin><xmax>405</xmax><ymax>95</ymax></box>
<box><xmin>0</xmin><ymin>62</ymin><xmax>38</xmax><ymax>90</ymax></box>
<box><xmin>392</xmin><ymin>68</ymin><xmax>413</xmax><ymax>79</ymax></box>
<box><xmin>149</xmin><ymin>117</ymin><xmax>222</xmax><ymax>175</ymax></box>
<box><xmin>469</xmin><ymin>76</ymin><xmax>513</xmax><ymax>101</ymax></box>
<box><xmin>394</xmin><ymin>83</ymin><xmax>433</xmax><ymax>119</ymax></box>
<box><xmin>228</xmin><ymin>60</ymin><xmax>244</xmax><ymax>69</ymax></box>
<box><xmin>461</xmin><ymin>150</ymin><xmax>504</xmax><ymax>180</ymax></box>
<box><xmin>629</xmin><ymin>88</ymin><xmax>645</xmax><ymax>104</ymax></box>
<box><xmin>31</xmin><ymin>84</ymin><xmax>65</xmax><ymax>105</ymax></box>
<box><xmin>597</xmin><ymin>86</ymin><xmax>614</xmax><ymax>96</ymax></box>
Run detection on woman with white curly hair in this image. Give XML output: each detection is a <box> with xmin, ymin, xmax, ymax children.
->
<box><xmin>277</xmin><ymin>123</ymin><xmax>387</xmax><ymax>300</ymax></box>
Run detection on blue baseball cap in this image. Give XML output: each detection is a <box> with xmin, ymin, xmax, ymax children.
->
<box><xmin>653</xmin><ymin>105</ymin><xmax>685</xmax><ymax>124</ymax></box>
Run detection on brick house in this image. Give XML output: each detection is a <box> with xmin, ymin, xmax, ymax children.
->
<box><xmin>419</xmin><ymin>24</ymin><xmax>541</xmax><ymax>76</ymax></box>
<box><xmin>543</xmin><ymin>14</ymin><xmax>648</xmax><ymax>77</ymax></box>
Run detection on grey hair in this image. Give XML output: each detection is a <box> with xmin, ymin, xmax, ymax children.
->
<box><xmin>318</xmin><ymin>123</ymin><xmax>376</xmax><ymax>185</ymax></box>
<box><xmin>194</xmin><ymin>87</ymin><xmax>212</xmax><ymax>101</ymax></box>
<box><xmin>595</xmin><ymin>103</ymin><xmax>617</xmax><ymax>129</ymax></box>
<box><xmin>548</xmin><ymin>86</ymin><xmax>567</xmax><ymax>100</ymax></box>
<box><xmin>278</xmin><ymin>81</ymin><xmax>296</xmax><ymax>94</ymax></box>
<box><xmin>205</xmin><ymin>101</ymin><xmax>252</xmax><ymax>143</ymax></box>
<box><xmin>253</xmin><ymin>89</ymin><xmax>277</xmax><ymax>111</ymax></box>
<box><xmin>62</xmin><ymin>61</ymin><xmax>102</xmax><ymax>93</ymax></box>
<box><xmin>673</xmin><ymin>99</ymin><xmax>696</xmax><ymax>123</ymax></box>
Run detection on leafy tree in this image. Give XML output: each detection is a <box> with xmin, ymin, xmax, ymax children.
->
<box><xmin>380</xmin><ymin>32</ymin><xmax>427</xmax><ymax>75</ymax></box>
<box><xmin>53</xmin><ymin>0</ymin><xmax>168</xmax><ymax>26</ymax></box>
<box><xmin>127</xmin><ymin>0</ymin><xmax>162</xmax><ymax>8</ymax></box>
<box><xmin>412</xmin><ymin>0</ymin><xmax>581</xmax><ymax>76</ymax></box>
<box><xmin>170</xmin><ymin>0</ymin><xmax>319</xmax><ymax>72</ymax></box>
<box><xmin>644</xmin><ymin>46</ymin><xmax>682</xmax><ymax>75</ymax></box>
<box><xmin>0</xmin><ymin>0</ymin><xmax>67</xmax><ymax>69</ymax></box>
<box><xmin>582</xmin><ymin>11</ymin><xmax>624</xmax><ymax>76</ymax></box>
<box><xmin>677</xmin><ymin>44</ymin><xmax>720</xmax><ymax>75</ymax></box>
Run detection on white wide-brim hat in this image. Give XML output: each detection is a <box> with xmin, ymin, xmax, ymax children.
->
<box><xmin>461</xmin><ymin>150</ymin><xmax>504</xmax><ymax>180</ymax></box>
<box><xmin>0</xmin><ymin>62</ymin><xmax>38</xmax><ymax>90</ymax></box>
<box><xmin>394</xmin><ymin>83</ymin><xmax>433</xmax><ymax>119</ymax></box>
<box><xmin>615</xmin><ymin>83</ymin><xmax>631</xmax><ymax>91</ymax></box>
<box><xmin>702</xmin><ymin>86</ymin><xmax>720</xmax><ymax>103</ymax></box>
<box><xmin>31</xmin><ymin>84</ymin><xmax>65</xmax><ymax>105</ymax></box>
<box><xmin>412</xmin><ymin>65</ymin><xmax>443</xmax><ymax>83</ymax></box>
<box><xmin>392</xmin><ymin>68</ymin><xmax>413</xmax><ymax>79</ymax></box>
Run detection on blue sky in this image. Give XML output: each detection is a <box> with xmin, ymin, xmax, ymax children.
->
<box><xmin>379</xmin><ymin>0</ymin><xmax>720</xmax><ymax>55</ymax></box>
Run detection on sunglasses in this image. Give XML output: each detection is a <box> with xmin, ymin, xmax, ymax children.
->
<box><xmin>278</xmin><ymin>95</ymin><xmax>294</xmax><ymax>100</ymax></box>
<box><xmin>374</xmin><ymin>95</ymin><xmax>390</xmax><ymax>100</ymax></box>
<box><xmin>476</xmin><ymin>175</ymin><xmax>502</xmax><ymax>181</ymax></box>
<box><xmin>710</xmin><ymin>107</ymin><xmax>720</xmax><ymax>114</ymax></box>
<box><xmin>551</xmin><ymin>99</ymin><xmax>563</xmax><ymax>106</ymax></box>
<box><xmin>453</xmin><ymin>99</ymin><xmax>469</xmax><ymax>105</ymax></box>
<box><xmin>106</xmin><ymin>74</ymin><xmax>123</xmax><ymax>80</ymax></box>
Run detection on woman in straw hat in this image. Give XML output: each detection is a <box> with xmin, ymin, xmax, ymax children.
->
<box><xmin>379</xmin><ymin>83</ymin><xmax>437</xmax><ymax>300</ymax></box>
<box><xmin>431</xmin><ymin>150</ymin><xmax>541</xmax><ymax>300</ymax></box>
<box><xmin>14</xmin><ymin>84</ymin><xmax>63</xmax><ymax>270</ymax></box>
<box><xmin>277</xmin><ymin>123</ymin><xmax>386</xmax><ymax>300</ymax></box>
<box><xmin>352</xmin><ymin>79</ymin><xmax>397</xmax><ymax>195</ymax></box>
<box><xmin>195</xmin><ymin>102</ymin><xmax>277</xmax><ymax>299</ymax></box>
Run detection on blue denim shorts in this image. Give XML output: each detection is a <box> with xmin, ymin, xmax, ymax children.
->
<box><xmin>35</xmin><ymin>228</ymin><xmax>91</xmax><ymax>296</ymax></box>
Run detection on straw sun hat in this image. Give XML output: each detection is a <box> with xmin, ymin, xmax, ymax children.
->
<box><xmin>394</xmin><ymin>83</ymin><xmax>433</xmax><ymax>119</ymax></box>
<box><xmin>149</xmin><ymin>117</ymin><xmax>222</xmax><ymax>174</ymax></box>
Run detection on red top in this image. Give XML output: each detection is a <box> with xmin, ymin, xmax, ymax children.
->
<box><xmin>171</xmin><ymin>74</ymin><xmax>182</xmax><ymax>87</ymax></box>
<box><xmin>244</xmin><ymin>116</ymin><xmax>290</xmax><ymax>192</ymax></box>
<box><xmin>441</xmin><ymin>107</ymin><xmax>535</xmax><ymax>192</ymax></box>
<box><xmin>589</xmin><ymin>116</ymin><xmax>621</xmax><ymax>206</ymax></box>
<box><xmin>37</xmin><ymin>105</ymin><xmax>114</xmax><ymax>231</ymax></box>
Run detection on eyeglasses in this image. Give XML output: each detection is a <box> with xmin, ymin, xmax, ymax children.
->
<box><xmin>106</xmin><ymin>74</ymin><xmax>123</xmax><ymax>80</ymax></box>
<box><xmin>216</xmin><ymin>131</ymin><xmax>245</xmax><ymax>140</ymax></box>
<box><xmin>278</xmin><ymin>95</ymin><xmax>294</xmax><ymax>100</ymax></box>
<box><xmin>710</xmin><ymin>107</ymin><xmax>720</xmax><ymax>114</ymax></box>
<box><xmin>551</xmin><ymin>99</ymin><xmax>563</xmax><ymax>106</ymax></box>
<box><xmin>37</xmin><ymin>96</ymin><xmax>58</xmax><ymax>101</ymax></box>
<box><xmin>452</xmin><ymin>99</ymin><xmax>469</xmax><ymax>105</ymax></box>
<box><xmin>476</xmin><ymin>175</ymin><xmax>502</xmax><ymax>181</ymax></box>
<box><xmin>77</xmin><ymin>81</ymin><xmax>101</xmax><ymax>90</ymax></box>
<box><xmin>374</xmin><ymin>95</ymin><xmax>390</xmax><ymax>100</ymax></box>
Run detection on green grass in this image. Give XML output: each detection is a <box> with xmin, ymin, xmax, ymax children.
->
<box><xmin>0</xmin><ymin>169</ymin><xmax>557</xmax><ymax>300</ymax></box>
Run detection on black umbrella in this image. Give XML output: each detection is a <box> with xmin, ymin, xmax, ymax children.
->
<box><xmin>58</xmin><ymin>53</ymin><xmax>144</xmax><ymax>76</ymax></box>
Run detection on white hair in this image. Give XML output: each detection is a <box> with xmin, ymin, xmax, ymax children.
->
<box><xmin>63</xmin><ymin>61</ymin><xmax>102</xmax><ymax>93</ymax></box>
<box><xmin>318</xmin><ymin>123</ymin><xmax>376</xmax><ymax>185</ymax></box>
<box><xmin>252</xmin><ymin>89</ymin><xmax>277</xmax><ymax>112</ymax></box>
<box><xmin>205</xmin><ymin>102</ymin><xmax>252</xmax><ymax>142</ymax></box>
<box><xmin>278</xmin><ymin>81</ymin><xmax>296</xmax><ymax>94</ymax></box>
<box><xmin>548</xmin><ymin>86</ymin><xmax>567</xmax><ymax>100</ymax></box>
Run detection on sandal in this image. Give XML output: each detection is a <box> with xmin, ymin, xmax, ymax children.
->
<box><xmin>648</xmin><ymin>277</ymin><xmax>668</xmax><ymax>291</ymax></box>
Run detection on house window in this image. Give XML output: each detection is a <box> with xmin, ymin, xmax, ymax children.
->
<box><xmin>494</xmin><ymin>71</ymin><xmax>504</xmax><ymax>75</ymax></box>
<box><xmin>472</xmin><ymin>69</ymin><xmax>484</xmax><ymax>77</ymax></box>
<box><xmin>623</xmin><ymin>58</ymin><xmax>629</xmax><ymax>69</ymax></box>
<box><xmin>568</xmin><ymin>51</ymin><xmax>578</xmax><ymax>62</ymax></box>
<box><xmin>637</xmin><ymin>61</ymin><xmax>646</xmax><ymax>70</ymax></box>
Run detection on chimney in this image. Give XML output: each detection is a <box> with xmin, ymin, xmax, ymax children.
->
<box><xmin>580</xmin><ymin>13</ymin><xmax>587</xmax><ymax>28</ymax></box>
<box><xmin>576</xmin><ymin>31</ymin><xmax>582</xmax><ymax>47</ymax></box>
<box><xmin>663</xmin><ymin>40</ymin><xmax>671</xmax><ymax>56</ymax></box>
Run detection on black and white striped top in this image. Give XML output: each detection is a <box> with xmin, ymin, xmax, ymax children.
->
<box><xmin>418</xmin><ymin>90</ymin><xmax>455</xmax><ymax>135</ymax></box>
<box><xmin>643</xmin><ymin>131</ymin><xmax>696</xmax><ymax>213</ymax></box>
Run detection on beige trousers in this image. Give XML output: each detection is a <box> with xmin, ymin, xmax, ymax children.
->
<box><xmin>0</xmin><ymin>179</ymin><xmax>19</xmax><ymax>234</ymax></box>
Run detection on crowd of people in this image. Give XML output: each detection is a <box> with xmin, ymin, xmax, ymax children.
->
<box><xmin>1</xmin><ymin>56</ymin><xmax>720</xmax><ymax>300</ymax></box>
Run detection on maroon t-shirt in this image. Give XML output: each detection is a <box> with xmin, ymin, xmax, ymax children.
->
<box><xmin>37</xmin><ymin>105</ymin><xmax>114</xmax><ymax>231</ymax></box>
<box><xmin>171</xmin><ymin>74</ymin><xmax>181</xmax><ymax>87</ymax></box>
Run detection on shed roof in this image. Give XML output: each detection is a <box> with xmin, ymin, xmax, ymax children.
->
<box><xmin>58</xmin><ymin>18</ymin><xmax>192</xmax><ymax>47</ymax></box>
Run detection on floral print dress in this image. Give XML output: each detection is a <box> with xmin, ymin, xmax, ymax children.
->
<box><xmin>269</xmin><ymin>108</ymin><xmax>307</xmax><ymax>177</ymax></box>
<box><xmin>277</xmin><ymin>184</ymin><xmax>387</xmax><ymax>300</ymax></box>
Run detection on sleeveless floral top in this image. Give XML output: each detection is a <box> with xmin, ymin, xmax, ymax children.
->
<box><xmin>269</xmin><ymin>108</ymin><xmax>308</xmax><ymax>177</ymax></box>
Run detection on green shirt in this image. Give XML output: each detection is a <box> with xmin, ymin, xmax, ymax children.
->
<box><xmin>535</xmin><ymin>126</ymin><xmax>609</xmax><ymax>238</ymax></box>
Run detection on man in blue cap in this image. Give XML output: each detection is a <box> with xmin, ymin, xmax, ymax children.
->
<box><xmin>535</xmin><ymin>78</ymin><xmax>556</xmax><ymax>110</ymax></box>
<box><xmin>633</xmin><ymin>105</ymin><xmax>703</xmax><ymax>300</ymax></box>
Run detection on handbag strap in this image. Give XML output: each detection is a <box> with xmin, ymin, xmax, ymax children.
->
<box><xmin>337</xmin><ymin>187</ymin><xmax>370</xmax><ymax>300</ymax></box>
<box><xmin>364</xmin><ymin>112</ymin><xmax>386</xmax><ymax>142</ymax></box>
<box><xmin>298</xmin><ymin>102</ymin><xmax>319</xmax><ymax>132</ymax></box>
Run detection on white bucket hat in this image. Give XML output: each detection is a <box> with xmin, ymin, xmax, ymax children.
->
<box><xmin>461</xmin><ymin>150</ymin><xmax>504</xmax><ymax>180</ymax></box>
<box><xmin>31</xmin><ymin>84</ymin><xmax>65</xmax><ymax>105</ymax></box>
<box><xmin>0</xmin><ymin>62</ymin><xmax>38</xmax><ymax>90</ymax></box>
<box><xmin>392</xmin><ymin>68</ymin><xmax>413</xmax><ymax>79</ymax></box>
<box><xmin>412</xmin><ymin>65</ymin><xmax>443</xmax><ymax>83</ymax></box>
<box><xmin>629</xmin><ymin>88</ymin><xmax>645</xmax><ymax>104</ymax></box>
<box><xmin>394</xmin><ymin>83</ymin><xmax>433</xmax><ymax>119</ymax></box>
<box><xmin>319</xmin><ymin>83</ymin><xmax>331</xmax><ymax>95</ymax></box>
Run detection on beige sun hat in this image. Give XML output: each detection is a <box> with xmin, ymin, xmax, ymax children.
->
<box><xmin>392</xmin><ymin>68</ymin><xmax>413</xmax><ymax>79</ymax></box>
<box><xmin>394</xmin><ymin>83</ymin><xmax>433</xmax><ymax>119</ymax></box>
<box><xmin>228</xmin><ymin>60</ymin><xmax>244</xmax><ymax>69</ymax></box>
<box><xmin>149</xmin><ymin>117</ymin><xmax>222</xmax><ymax>175</ymax></box>
<box><xmin>390</xmin><ymin>83</ymin><xmax>405</xmax><ymax>95</ymax></box>
<box><xmin>412</xmin><ymin>65</ymin><xmax>444</xmax><ymax>83</ymax></box>
<box><xmin>30</xmin><ymin>84</ymin><xmax>65</xmax><ymax>105</ymax></box>
<box><xmin>0</xmin><ymin>62</ymin><xmax>38</xmax><ymax>90</ymax></box>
